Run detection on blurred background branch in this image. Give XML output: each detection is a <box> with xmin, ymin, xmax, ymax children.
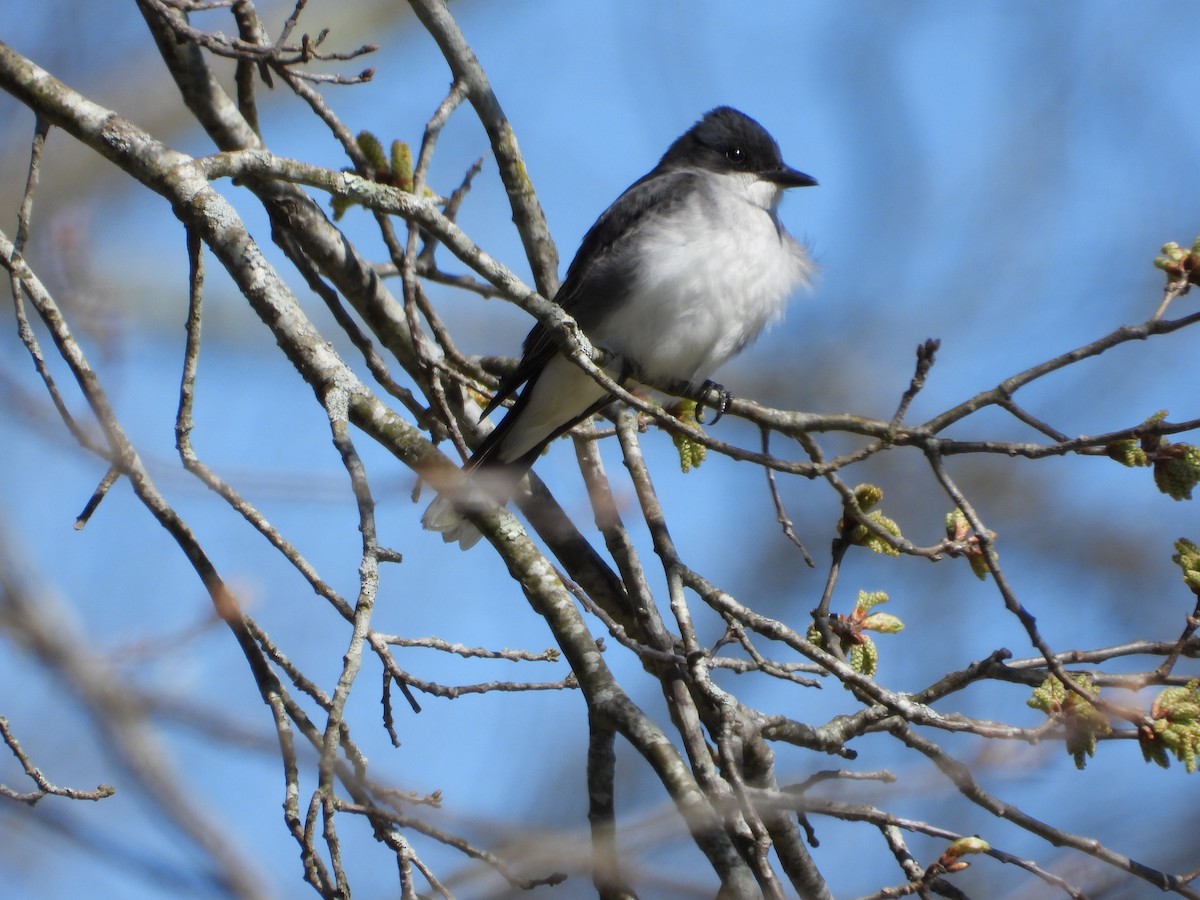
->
<box><xmin>3</xmin><ymin>2</ymin><xmax>1200</xmax><ymax>898</ymax></box>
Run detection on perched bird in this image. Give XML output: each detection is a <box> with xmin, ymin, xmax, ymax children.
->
<box><xmin>424</xmin><ymin>106</ymin><xmax>817</xmax><ymax>548</ymax></box>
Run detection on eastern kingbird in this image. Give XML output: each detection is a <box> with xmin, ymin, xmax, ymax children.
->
<box><xmin>424</xmin><ymin>106</ymin><xmax>817</xmax><ymax>548</ymax></box>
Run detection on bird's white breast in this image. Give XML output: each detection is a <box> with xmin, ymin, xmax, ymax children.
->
<box><xmin>592</xmin><ymin>171</ymin><xmax>812</xmax><ymax>387</ymax></box>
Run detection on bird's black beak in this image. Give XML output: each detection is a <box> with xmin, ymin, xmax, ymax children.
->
<box><xmin>764</xmin><ymin>165</ymin><xmax>818</xmax><ymax>189</ymax></box>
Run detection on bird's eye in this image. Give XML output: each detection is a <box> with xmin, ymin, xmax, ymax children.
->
<box><xmin>725</xmin><ymin>147</ymin><xmax>746</xmax><ymax>165</ymax></box>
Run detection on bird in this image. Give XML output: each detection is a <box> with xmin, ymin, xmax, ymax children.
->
<box><xmin>423</xmin><ymin>106</ymin><xmax>817</xmax><ymax>548</ymax></box>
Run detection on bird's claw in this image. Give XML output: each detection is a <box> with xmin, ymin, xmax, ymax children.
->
<box><xmin>695</xmin><ymin>381</ymin><xmax>732</xmax><ymax>425</ymax></box>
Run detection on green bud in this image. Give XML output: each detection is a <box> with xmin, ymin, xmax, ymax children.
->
<box><xmin>1140</xmin><ymin>732</ymin><xmax>1171</xmax><ymax>769</ymax></box>
<box><xmin>1154</xmin><ymin>451</ymin><xmax>1200</xmax><ymax>501</ymax></box>
<box><xmin>1142</xmin><ymin>680</ymin><xmax>1200</xmax><ymax>773</ymax></box>
<box><xmin>1027</xmin><ymin>674</ymin><xmax>1110</xmax><ymax>770</ymax></box>
<box><xmin>390</xmin><ymin>140</ymin><xmax>414</xmax><ymax>192</ymax></box>
<box><xmin>851</xmin><ymin>511</ymin><xmax>902</xmax><ymax>557</ymax></box>
<box><xmin>356</xmin><ymin>130</ymin><xmax>388</xmax><ymax>173</ymax></box>
<box><xmin>853</xmin><ymin>483</ymin><xmax>884</xmax><ymax>512</ymax></box>
<box><xmin>1106</xmin><ymin>439</ymin><xmax>1149</xmax><ymax>467</ymax></box>
<box><xmin>1176</xmin><ymin>538</ymin><xmax>1200</xmax><ymax>596</ymax></box>
<box><xmin>967</xmin><ymin>548</ymin><xmax>994</xmax><ymax>581</ymax></box>
<box><xmin>854</xmin><ymin>590</ymin><xmax>890</xmax><ymax>612</ymax></box>
<box><xmin>861</xmin><ymin>612</ymin><xmax>904</xmax><ymax>634</ymax></box>
<box><xmin>1155</xmin><ymin>681</ymin><xmax>1200</xmax><ymax>720</ymax></box>
<box><xmin>1172</xmin><ymin>538</ymin><xmax>1200</xmax><ymax>568</ymax></box>
<box><xmin>946</xmin><ymin>836</ymin><xmax>990</xmax><ymax>858</ymax></box>
<box><xmin>850</xmin><ymin>637</ymin><xmax>878</xmax><ymax>676</ymax></box>
<box><xmin>670</xmin><ymin>400</ymin><xmax>707</xmax><ymax>472</ymax></box>
<box><xmin>946</xmin><ymin>507</ymin><xmax>968</xmax><ymax>540</ymax></box>
<box><xmin>1153</xmin><ymin>242</ymin><xmax>1200</xmax><ymax>287</ymax></box>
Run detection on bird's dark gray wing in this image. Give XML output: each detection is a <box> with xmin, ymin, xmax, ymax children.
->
<box><xmin>479</xmin><ymin>168</ymin><xmax>695</xmax><ymax>421</ymax></box>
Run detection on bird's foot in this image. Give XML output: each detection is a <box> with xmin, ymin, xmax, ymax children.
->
<box><xmin>695</xmin><ymin>380</ymin><xmax>732</xmax><ymax>425</ymax></box>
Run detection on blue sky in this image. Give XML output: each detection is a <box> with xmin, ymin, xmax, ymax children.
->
<box><xmin>3</xmin><ymin>1</ymin><xmax>1200</xmax><ymax>897</ymax></box>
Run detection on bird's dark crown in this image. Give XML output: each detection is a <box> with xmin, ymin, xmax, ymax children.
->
<box><xmin>658</xmin><ymin>106</ymin><xmax>784</xmax><ymax>175</ymax></box>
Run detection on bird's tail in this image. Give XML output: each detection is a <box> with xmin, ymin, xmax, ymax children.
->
<box><xmin>421</xmin><ymin>493</ymin><xmax>484</xmax><ymax>550</ymax></box>
<box><xmin>421</xmin><ymin>357</ymin><xmax>607</xmax><ymax>548</ymax></box>
<box><xmin>420</xmin><ymin>457</ymin><xmax>533</xmax><ymax>550</ymax></box>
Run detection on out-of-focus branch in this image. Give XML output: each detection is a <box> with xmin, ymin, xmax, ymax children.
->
<box><xmin>0</xmin><ymin>524</ymin><xmax>269</xmax><ymax>899</ymax></box>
